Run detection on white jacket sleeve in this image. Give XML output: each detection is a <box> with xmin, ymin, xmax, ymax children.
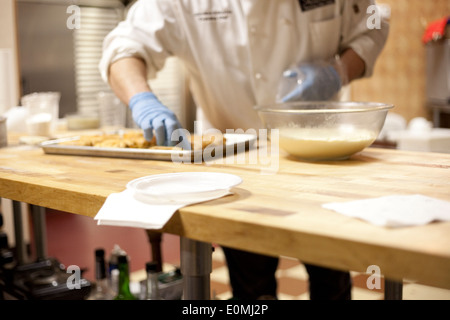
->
<box><xmin>99</xmin><ymin>0</ymin><xmax>183</xmax><ymax>83</ymax></box>
<box><xmin>340</xmin><ymin>0</ymin><xmax>389</xmax><ymax>78</ymax></box>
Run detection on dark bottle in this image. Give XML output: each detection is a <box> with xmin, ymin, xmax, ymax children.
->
<box><xmin>145</xmin><ymin>261</ymin><xmax>161</xmax><ymax>300</ymax></box>
<box><xmin>114</xmin><ymin>254</ymin><xmax>137</xmax><ymax>300</ymax></box>
<box><xmin>88</xmin><ymin>248</ymin><xmax>115</xmax><ymax>300</ymax></box>
<box><xmin>108</xmin><ymin>244</ymin><xmax>125</xmax><ymax>279</ymax></box>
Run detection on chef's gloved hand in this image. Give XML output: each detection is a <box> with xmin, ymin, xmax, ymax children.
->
<box><xmin>277</xmin><ymin>61</ymin><xmax>347</xmax><ymax>102</ymax></box>
<box><xmin>129</xmin><ymin>91</ymin><xmax>190</xmax><ymax>149</ymax></box>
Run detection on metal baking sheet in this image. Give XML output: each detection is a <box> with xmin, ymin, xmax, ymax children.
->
<box><xmin>40</xmin><ymin>133</ymin><xmax>257</xmax><ymax>162</ymax></box>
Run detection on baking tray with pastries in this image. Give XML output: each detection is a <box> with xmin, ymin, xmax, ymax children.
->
<box><xmin>40</xmin><ymin>129</ymin><xmax>257</xmax><ymax>161</ymax></box>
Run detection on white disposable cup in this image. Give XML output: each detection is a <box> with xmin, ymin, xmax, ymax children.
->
<box><xmin>97</xmin><ymin>91</ymin><xmax>127</xmax><ymax>128</ymax></box>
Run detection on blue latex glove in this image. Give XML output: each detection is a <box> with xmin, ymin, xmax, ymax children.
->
<box><xmin>278</xmin><ymin>63</ymin><xmax>343</xmax><ymax>102</ymax></box>
<box><xmin>129</xmin><ymin>92</ymin><xmax>190</xmax><ymax>149</ymax></box>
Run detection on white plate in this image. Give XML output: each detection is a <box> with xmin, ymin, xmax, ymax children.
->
<box><xmin>126</xmin><ymin>172</ymin><xmax>242</xmax><ymax>203</ymax></box>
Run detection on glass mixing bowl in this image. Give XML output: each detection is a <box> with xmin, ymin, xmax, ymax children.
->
<box><xmin>255</xmin><ymin>101</ymin><xmax>394</xmax><ymax>161</ymax></box>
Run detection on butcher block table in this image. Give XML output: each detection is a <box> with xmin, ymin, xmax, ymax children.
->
<box><xmin>0</xmin><ymin>134</ymin><xmax>449</xmax><ymax>300</ymax></box>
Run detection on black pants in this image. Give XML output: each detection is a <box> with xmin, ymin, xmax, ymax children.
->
<box><xmin>222</xmin><ymin>247</ymin><xmax>352</xmax><ymax>300</ymax></box>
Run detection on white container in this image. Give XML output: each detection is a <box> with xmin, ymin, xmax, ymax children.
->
<box><xmin>3</xmin><ymin>106</ymin><xmax>28</xmax><ymax>133</ymax></box>
<box><xmin>22</xmin><ymin>92</ymin><xmax>60</xmax><ymax>137</ymax></box>
<box><xmin>66</xmin><ymin>113</ymin><xmax>100</xmax><ymax>130</ymax></box>
<box><xmin>396</xmin><ymin>128</ymin><xmax>450</xmax><ymax>154</ymax></box>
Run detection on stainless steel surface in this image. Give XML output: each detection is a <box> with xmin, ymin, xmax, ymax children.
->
<box><xmin>17</xmin><ymin>1</ymin><xmax>77</xmax><ymax>117</ymax></box>
<box><xmin>40</xmin><ymin>133</ymin><xmax>257</xmax><ymax>162</ymax></box>
<box><xmin>30</xmin><ymin>205</ymin><xmax>48</xmax><ymax>261</ymax></box>
<box><xmin>16</xmin><ymin>1</ymin><xmax>125</xmax><ymax>118</ymax></box>
<box><xmin>180</xmin><ymin>237</ymin><xmax>212</xmax><ymax>300</ymax></box>
<box><xmin>426</xmin><ymin>39</ymin><xmax>450</xmax><ymax>105</ymax></box>
<box><xmin>16</xmin><ymin>1</ymin><xmax>193</xmax><ymax>130</ymax></box>
<box><xmin>12</xmin><ymin>201</ymin><xmax>28</xmax><ymax>265</ymax></box>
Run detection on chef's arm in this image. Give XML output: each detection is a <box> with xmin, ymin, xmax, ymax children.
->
<box><xmin>108</xmin><ymin>57</ymin><xmax>152</xmax><ymax>105</ymax></box>
<box><xmin>339</xmin><ymin>48</ymin><xmax>366</xmax><ymax>83</ymax></box>
<box><xmin>107</xmin><ymin>56</ymin><xmax>188</xmax><ymax>148</ymax></box>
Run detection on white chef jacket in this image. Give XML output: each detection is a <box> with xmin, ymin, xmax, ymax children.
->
<box><xmin>100</xmin><ymin>0</ymin><xmax>389</xmax><ymax>132</ymax></box>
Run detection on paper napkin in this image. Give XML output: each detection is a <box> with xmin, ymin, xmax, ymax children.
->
<box><xmin>94</xmin><ymin>188</ymin><xmax>230</xmax><ymax>229</ymax></box>
<box><xmin>322</xmin><ymin>194</ymin><xmax>450</xmax><ymax>228</ymax></box>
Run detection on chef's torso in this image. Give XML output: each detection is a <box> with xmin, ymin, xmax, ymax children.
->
<box><xmin>101</xmin><ymin>0</ymin><xmax>380</xmax><ymax>132</ymax></box>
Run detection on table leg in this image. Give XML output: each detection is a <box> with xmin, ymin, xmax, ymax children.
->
<box><xmin>145</xmin><ymin>230</ymin><xmax>163</xmax><ymax>273</ymax></box>
<box><xmin>30</xmin><ymin>205</ymin><xmax>48</xmax><ymax>260</ymax></box>
<box><xmin>12</xmin><ymin>201</ymin><xmax>27</xmax><ymax>265</ymax></box>
<box><xmin>180</xmin><ymin>237</ymin><xmax>212</xmax><ymax>300</ymax></box>
<box><xmin>384</xmin><ymin>278</ymin><xmax>403</xmax><ymax>300</ymax></box>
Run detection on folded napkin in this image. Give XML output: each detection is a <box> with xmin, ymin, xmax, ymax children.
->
<box><xmin>94</xmin><ymin>188</ymin><xmax>230</xmax><ymax>229</ymax></box>
<box><xmin>322</xmin><ymin>194</ymin><xmax>450</xmax><ymax>228</ymax></box>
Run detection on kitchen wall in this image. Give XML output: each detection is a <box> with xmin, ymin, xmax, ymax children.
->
<box><xmin>0</xmin><ymin>0</ymin><xmax>20</xmax><ymax>110</ymax></box>
<box><xmin>0</xmin><ymin>0</ymin><xmax>16</xmax><ymax>51</ymax></box>
<box><xmin>0</xmin><ymin>0</ymin><xmax>30</xmax><ymax>249</ymax></box>
<box><xmin>350</xmin><ymin>0</ymin><xmax>450</xmax><ymax>124</ymax></box>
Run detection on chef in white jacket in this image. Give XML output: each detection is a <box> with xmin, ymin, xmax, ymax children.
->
<box><xmin>100</xmin><ymin>0</ymin><xmax>389</xmax><ymax>299</ymax></box>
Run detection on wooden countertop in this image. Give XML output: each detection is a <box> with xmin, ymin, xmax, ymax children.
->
<box><xmin>0</xmin><ymin>135</ymin><xmax>449</xmax><ymax>290</ymax></box>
